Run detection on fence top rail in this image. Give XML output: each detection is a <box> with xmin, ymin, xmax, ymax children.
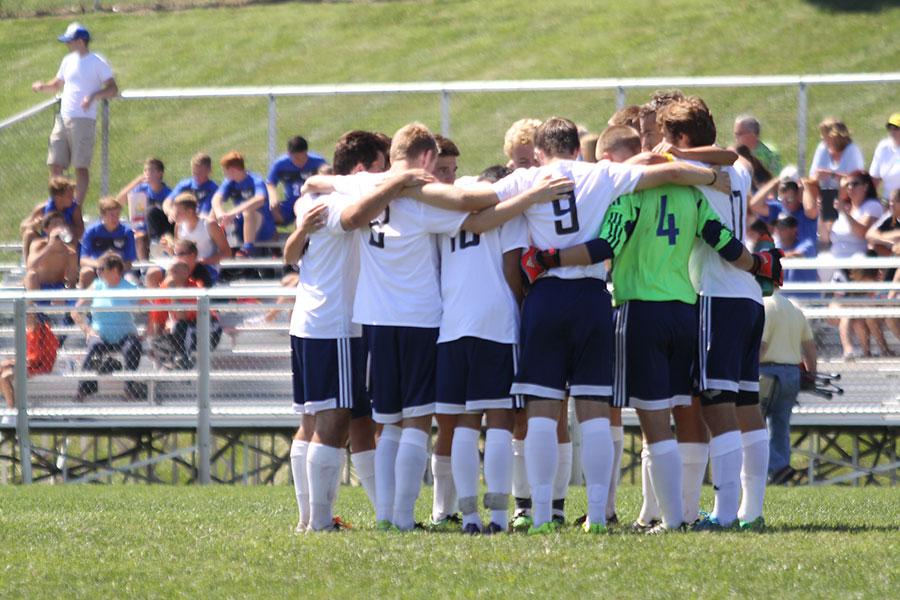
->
<box><xmin>0</xmin><ymin>97</ymin><xmax>58</xmax><ymax>132</ymax></box>
<box><xmin>117</xmin><ymin>73</ymin><xmax>900</xmax><ymax>100</ymax></box>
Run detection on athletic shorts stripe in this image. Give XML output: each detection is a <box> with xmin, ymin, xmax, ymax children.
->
<box><xmin>511</xmin><ymin>344</ymin><xmax>524</xmax><ymax>410</ymax></box>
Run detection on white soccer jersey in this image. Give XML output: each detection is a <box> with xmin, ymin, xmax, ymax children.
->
<box><xmin>438</xmin><ymin>215</ymin><xmax>529</xmax><ymax>344</ymax></box>
<box><xmin>687</xmin><ymin>161</ymin><xmax>763</xmax><ymax>305</ymax></box>
<box><xmin>289</xmin><ymin>192</ymin><xmax>362</xmax><ymax>339</ymax></box>
<box><xmin>492</xmin><ymin>160</ymin><xmax>644</xmax><ymax>280</ymax></box>
<box><xmin>333</xmin><ymin>172</ymin><xmax>469</xmax><ymax>328</ymax></box>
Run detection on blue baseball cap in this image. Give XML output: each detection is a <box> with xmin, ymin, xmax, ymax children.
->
<box><xmin>58</xmin><ymin>22</ymin><xmax>90</xmax><ymax>43</ymax></box>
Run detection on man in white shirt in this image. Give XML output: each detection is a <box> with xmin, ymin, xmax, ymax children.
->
<box><xmin>870</xmin><ymin>113</ymin><xmax>900</xmax><ymax>201</ymax></box>
<box><xmin>32</xmin><ymin>22</ymin><xmax>118</xmax><ymax>206</ymax></box>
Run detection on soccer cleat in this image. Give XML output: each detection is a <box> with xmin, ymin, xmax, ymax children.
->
<box><xmin>574</xmin><ymin>514</ymin><xmax>587</xmax><ymax>527</ymax></box>
<box><xmin>483</xmin><ymin>522</ymin><xmax>506</xmax><ymax>535</ymax></box>
<box><xmin>607</xmin><ymin>513</ymin><xmax>619</xmax><ymax>527</ymax></box>
<box><xmin>582</xmin><ymin>521</ymin><xmax>608</xmax><ymax>534</ymax></box>
<box><xmin>691</xmin><ymin>515</ymin><xmax>736</xmax><ymax>532</ymax></box>
<box><xmin>526</xmin><ymin>521</ymin><xmax>561</xmax><ymax>536</ymax></box>
<box><xmin>330</xmin><ymin>516</ymin><xmax>352</xmax><ymax>530</ymax></box>
<box><xmin>646</xmin><ymin>521</ymin><xmax>689</xmax><ymax>535</ymax></box>
<box><xmin>463</xmin><ymin>522</ymin><xmax>483</xmax><ymax>535</ymax></box>
<box><xmin>551</xmin><ymin>513</ymin><xmax>566</xmax><ymax>528</ymax></box>
<box><xmin>630</xmin><ymin>519</ymin><xmax>660</xmax><ymax>533</ymax></box>
<box><xmin>738</xmin><ymin>516</ymin><xmax>766</xmax><ymax>532</ymax></box>
<box><xmin>294</xmin><ymin>522</ymin><xmax>308</xmax><ymax>534</ymax></box>
<box><xmin>375</xmin><ymin>519</ymin><xmax>399</xmax><ymax>532</ymax></box>
<box><xmin>510</xmin><ymin>511</ymin><xmax>533</xmax><ymax>532</ymax></box>
<box><xmin>429</xmin><ymin>514</ymin><xmax>463</xmax><ymax>532</ymax></box>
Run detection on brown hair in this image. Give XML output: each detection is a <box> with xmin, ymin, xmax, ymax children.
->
<box><xmin>173</xmin><ymin>192</ymin><xmax>198</xmax><ymax>212</ymax></box>
<box><xmin>657</xmin><ymin>97</ymin><xmax>717</xmax><ymax>147</ymax></box>
<box><xmin>48</xmin><ymin>176</ymin><xmax>75</xmax><ymax>199</ymax></box>
<box><xmin>534</xmin><ymin>117</ymin><xmax>580</xmax><ymax>158</ymax></box>
<box><xmin>99</xmin><ymin>252</ymin><xmax>125</xmax><ymax>273</ymax></box>
<box><xmin>435</xmin><ymin>135</ymin><xmax>460</xmax><ymax>157</ymax></box>
<box><xmin>639</xmin><ymin>89</ymin><xmax>686</xmax><ymax>119</ymax></box>
<box><xmin>219</xmin><ymin>151</ymin><xmax>245</xmax><ymax>171</ymax></box>
<box><xmin>819</xmin><ymin>118</ymin><xmax>852</xmax><ymax>152</ymax></box>
<box><xmin>174</xmin><ymin>238</ymin><xmax>198</xmax><ymax>256</ymax></box>
<box><xmin>98</xmin><ymin>196</ymin><xmax>121</xmax><ymax>213</ymax></box>
<box><xmin>191</xmin><ymin>152</ymin><xmax>212</xmax><ymax>169</ymax></box>
<box><xmin>390</xmin><ymin>122</ymin><xmax>437</xmax><ymax>163</ymax></box>
<box><xmin>608</xmin><ymin>105</ymin><xmax>641</xmax><ymax>130</ymax></box>
<box><xmin>332</xmin><ymin>130</ymin><xmax>384</xmax><ymax>176</ymax></box>
<box><xmin>41</xmin><ymin>210</ymin><xmax>65</xmax><ymax>232</ymax></box>
<box><xmin>597</xmin><ymin>125</ymin><xmax>641</xmax><ymax>158</ymax></box>
<box><xmin>145</xmin><ymin>157</ymin><xmax>164</xmax><ymax>173</ymax></box>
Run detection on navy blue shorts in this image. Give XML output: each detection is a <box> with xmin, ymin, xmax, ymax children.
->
<box><xmin>512</xmin><ymin>277</ymin><xmax>613</xmax><ymax>401</ymax></box>
<box><xmin>436</xmin><ymin>337</ymin><xmax>522</xmax><ymax>414</ymax></box>
<box><xmin>698</xmin><ymin>296</ymin><xmax>764</xmax><ymax>402</ymax></box>
<box><xmin>613</xmin><ymin>300</ymin><xmax>696</xmax><ymax>411</ymax></box>
<box><xmin>365</xmin><ymin>325</ymin><xmax>438</xmax><ymax>423</ymax></box>
<box><xmin>290</xmin><ymin>335</ymin><xmax>370</xmax><ymax>419</ymax></box>
<box><xmin>234</xmin><ymin>210</ymin><xmax>276</xmax><ymax>243</ymax></box>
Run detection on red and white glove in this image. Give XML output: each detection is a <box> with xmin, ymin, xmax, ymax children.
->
<box><xmin>751</xmin><ymin>248</ymin><xmax>785</xmax><ymax>287</ymax></box>
<box><xmin>521</xmin><ymin>246</ymin><xmax>559</xmax><ymax>285</ymax></box>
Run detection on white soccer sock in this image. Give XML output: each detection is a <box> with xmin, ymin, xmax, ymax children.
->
<box><xmin>307</xmin><ymin>442</ymin><xmax>343</xmax><ymax>531</ymax></box>
<box><xmin>484</xmin><ymin>428</ymin><xmax>513</xmax><ymax>527</ymax></box>
<box><xmin>375</xmin><ymin>425</ymin><xmax>401</xmax><ymax>523</ymax></box>
<box><xmin>738</xmin><ymin>428</ymin><xmax>770</xmax><ymax>523</ymax></box>
<box><xmin>451</xmin><ymin>426</ymin><xmax>481</xmax><ymax>528</ymax></box>
<box><xmin>648</xmin><ymin>439</ymin><xmax>684</xmax><ymax>529</ymax></box>
<box><xmin>580</xmin><ymin>418</ymin><xmax>613</xmax><ymax>527</ymax></box>
<box><xmin>393</xmin><ymin>428</ymin><xmax>429</xmax><ymax>531</ymax></box>
<box><xmin>638</xmin><ymin>445</ymin><xmax>661</xmax><ymax>524</ymax></box>
<box><xmin>607</xmin><ymin>425</ymin><xmax>624</xmax><ymax>520</ymax></box>
<box><xmin>290</xmin><ymin>440</ymin><xmax>310</xmax><ymax>529</ymax></box>
<box><xmin>431</xmin><ymin>453</ymin><xmax>455</xmax><ymax>522</ymax></box>
<box><xmin>552</xmin><ymin>441</ymin><xmax>573</xmax><ymax>514</ymax></box>
<box><xmin>351</xmin><ymin>449</ymin><xmax>377</xmax><ymax>511</ymax></box>
<box><xmin>511</xmin><ymin>438</ymin><xmax>530</xmax><ymax>506</ymax></box>
<box><xmin>679</xmin><ymin>442</ymin><xmax>709</xmax><ymax>524</ymax></box>
<box><xmin>708</xmin><ymin>431</ymin><xmax>743</xmax><ymax>526</ymax></box>
<box><xmin>524</xmin><ymin>417</ymin><xmax>558</xmax><ymax>527</ymax></box>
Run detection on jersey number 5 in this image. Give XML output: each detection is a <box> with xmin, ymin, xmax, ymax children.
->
<box><xmin>368</xmin><ymin>206</ymin><xmax>390</xmax><ymax>248</ymax></box>
<box><xmin>553</xmin><ymin>192</ymin><xmax>580</xmax><ymax>234</ymax></box>
<box><xmin>656</xmin><ymin>194</ymin><xmax>680</xmax><ymax>245</ymax></box>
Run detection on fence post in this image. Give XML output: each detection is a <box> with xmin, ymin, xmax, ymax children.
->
<box><xmin>196</xmin><ymin>295</ymin><xmax>211</xmax><ymax>484</ymax></box>
<box><xmin>796</xmin><ymin>82</ymin><xmax>808</xmax><ymax>174</ymax></box>
<box><xmin>440</xmin><ymin>90</ymin><xmax>451</xmax><ymax>138</ymax></box>
<box><xmin>616</xmin><ymin>86</ymin><xmax>626</xmax><ymax>110</ymax></box>
<box><xmin>100</xmin><ymin>99</ymin><xmax>110</xmax><ymax>197</ymax></box>
<box><xmin>13</xmin><ymin>298</ymin><xmax>32</xmax><ymax>484</ymax></box>
<box><xmin>267</xmin><ymin>94</ymin><xmax>277</xmax><ymax>167</ymax></box>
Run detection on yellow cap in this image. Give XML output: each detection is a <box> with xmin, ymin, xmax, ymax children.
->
<box><xmin>888</xmin><ymin>113</ymin><xmax>900</xmax><ymax>128</ymax></box>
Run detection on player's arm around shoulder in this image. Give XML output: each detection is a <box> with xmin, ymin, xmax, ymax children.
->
<box><xmin>635</xmin><ymin>161</ymin><xmax>731</xmax><ymax>194</ymax></box>
<box><xmin>339</xmin><ymin>169</ymin><xmax>433</xmax><ymax>231</ymax></box>
<box><xmin>462</xmin><ymin>175</ymin><xmax>574</xmax><ymax>234</ymax></box>
<box><xmin>405</xmin><ymin>181</ymin><xmax>498</xmax><ymax>212</ymax></box>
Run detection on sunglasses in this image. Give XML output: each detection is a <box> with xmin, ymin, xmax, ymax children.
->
<box><xmin>845</xmin><ymin>181</ymin><xmax>864</xmax><ymax>188</ymax></box>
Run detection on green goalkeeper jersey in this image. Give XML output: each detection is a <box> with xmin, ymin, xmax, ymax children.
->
<box><xmin>598</xmin><ymin>183</ymin><xmax>737</xmax><ymax>306</ymax></box>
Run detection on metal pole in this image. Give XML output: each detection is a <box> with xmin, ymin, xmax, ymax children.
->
<box><xmin>267</xmin><ymin>95</ymin><xmax>277</xmax><ymax>167</ymax></box>
<box><xmin>101</xmin><ymin>99</ymin><xmax>110</xmax><ymax>197</ymax></box>
<box><xmin>616</xmin><ymin>86</ymin><xmax>626</xmax><ymax>110</ymax></box>
<box><xmin>13</xmin><ymin>299</ymin><xmax>32</xmax><ymax>484</ymax></box>
<box><xmin>196</xmin><ymin>296</ymin><xmax>211</xmax><ymax>484</ymax></box>
<box><xmin>440</xmin><ymin>90</ymin><xmax>451</xmax><ymax>138</ymax></box>
<box><xmin>796</xmin><ymin>82</ymin><xmax>808</xmax><ymax>174</ymax></box>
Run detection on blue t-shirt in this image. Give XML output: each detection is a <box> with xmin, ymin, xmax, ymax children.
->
<box><xmin>266</xmin><ymin>152</ymin><xmax>328</xmax><ymax>206</ymax></box>
<box><xmin>778</xmin><ymin>236</ymin><xmax>819</xmax><ymax>298</ymax></box>
<box><xmin>167</xmin><ymin>177</ymin><xmax>219</xmax><ymax>215</ymax></box>
<box><xmin>91</xmin><ymin>278</ymin><xmax>138</xmax><ymax>343</ymax></box>
<box><xmin>133</xmin><ymin>181</ymin><xmax>172</xmax><ymax>207</ymax></box>
<box><xmin>81</xmin><ymin>221</ymin><xmax>137</xmax><ymax>262</ymax></box>
<box><xmin>766</xmin><ymin>201</ymin><xmax>818</xmax><ymax>257</ymax></box>
<box><xmin>43</xmin><ymin>197</ymin><xmax>77</xmax><ymax>225</ymax></box>
<box><xmin>218</xmin><ymin>171</ymin><xmax>275</xmax><ymax>228</ymax></box>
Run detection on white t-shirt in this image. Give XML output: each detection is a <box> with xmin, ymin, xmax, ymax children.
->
<box><xmin>289</xmin><ymin>192</ymin><xmax>362</xmax><ymax>339</ymax></box>
<box><xmin>688</xmin><ymin>161</ymin><xmax>762</xmax><ymax>304</ymax></box>
<box><xmin>177</xmin><ymin>219</ymin><xmax>216</xmax><ymax>261</ymax></box>
<box><xmin>56</xmin><ymin>51</ymin><xmax>114</xmax><ymax>120</ymax></box>
<box><xmin>438</xmin><ymin>216</ymin><xmax>528</xmax><ymax>344</ymax></box>
<box><xmin>332</xmin><ymin>172</ymin><xmax>469</xmax><ymax>328</ymax></box>
<box><xmin>491</xmin><ymin>160</ymin><xmax>644</xmax><ymax>281</ymax></box>
<box><xmin>829</xmin><ymin>199</ymin><xmax>884</xmax><ymax>258</ymax></box>
<box><xmin>869</xmin><ymin>137</ymin><xmax>900</xmax><ymax>201</ymax></box>
<box><xmin>808</xmin><ymin>141</ymin><xmax>865</xmax><ymax>190</ymax></box>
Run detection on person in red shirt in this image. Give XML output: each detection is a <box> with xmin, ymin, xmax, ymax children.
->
<box><xmin>0</xmin><ymin>314</ymin><xmax>60</xmax><ymax>421</ymax></box>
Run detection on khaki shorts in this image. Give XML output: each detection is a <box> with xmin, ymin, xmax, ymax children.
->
<box><xmin>47</xmin><ymin>115</ymin><xmax>96</xmax><ymax>169</ymax></box>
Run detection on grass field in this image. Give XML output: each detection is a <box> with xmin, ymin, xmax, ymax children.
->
<box><xmin>0</xmin><ymin>484</ymin><xmax>896</xmax><ymax>598</ymax></box>
<box><xmin>1</xmin><ymin>1</ymin><xmax>899</xmax><ymax>243</ymax></box>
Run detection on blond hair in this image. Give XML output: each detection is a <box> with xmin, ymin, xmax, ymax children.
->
<box><xmin>503</xmin><ymin>118</ymin><xmax>542</xmax><ymax>159</ymax></box>
<box><xmin>597</xmin><ymin>125</ymin><xmax>641</xmax><ymax>159</ymax></box>
<box><xmin>390</xmin><ymin>122</ymin><xmax>437</xmax><ymax>163</ymax></box>
<box><xmin>818</xmin><ymin>117</ymin><xmax>853</xmax><ymax>152</ymax></box>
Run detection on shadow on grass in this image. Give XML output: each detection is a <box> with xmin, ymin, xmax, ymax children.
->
<box><xmin>803</xmin><ymin>0</ymin><xmax>897</xmax><ymax>12</ymax></box>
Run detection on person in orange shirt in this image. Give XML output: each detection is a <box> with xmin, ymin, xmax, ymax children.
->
<box><xmin>0</xmin><ymin>314</ymin><xmax>60</xmax><ymax>423</ymax></box>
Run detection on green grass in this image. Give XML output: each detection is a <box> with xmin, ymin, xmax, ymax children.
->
<box><xmin>1</xmin><ymin>0</ymin><xmax>899</xmax><ymax>242</ymax></box>
<box><xmin>0</xmin><ymin>484</ymin><xmax>896</xmax><ymax>597</ymax></box>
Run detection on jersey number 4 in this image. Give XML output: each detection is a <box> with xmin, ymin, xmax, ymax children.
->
<box><xmin>656</xmin><ymin>194</ymin><xmax>680</xmax><ymax>245</ymax></box>
<box><xmin>368</xmin><ymin>207</ymin><xmax>390</xmax><ymax>248</ymax></box>
<box><xmin>553</xmin><ymin>192</ymin><xmax>580</xmax><ymax>234</ymax></box>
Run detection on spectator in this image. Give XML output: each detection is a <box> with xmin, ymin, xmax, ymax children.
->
<box><xmin>266</xmin><ymin>136</ymin><xmax>329</xmax><ymax>226</ymax></box>
<box><xmin>774</xmin><ymin>214</ymin><xmax>819</xmax><ymax>297</ymax></box>
<box><xmin>173</xmin><ymin>193</ymin><xmax>230</xmax><ymax>285</ymax></box>
<box><xmin>211</xmin><ymin>151</ymin><xmax>276</xmax><ymax>258</ymax></box>
<box><xmin>78</xmin><ymin>196</ymin><xmax>137</xmax><ymax>289</ymax></box>
<box><xmin>20</xmin><ymin>177</ymin><xmax>83</xmax><ymax>261</ymax></box>
<box><xmin>31</xmin><ymin>22</ymin><xmax>118</xmax><ymax>206</ymax></box>
<box><xmin>828</xmin><ymin>170</ymin><xmax>883</xmax><ymax>258</ymax></box>
<box><xmin>869</xmin><ymin>112</ymin><xmax>900</xmax><ymax>201</ymax></box>
<box><xmin>116</xmin><ymin>157</ymin><xmax>172</xmax><ymax>260</ymax></box>
<box><xmin>808</xmin><ymin>118</ymin><xmax>865</xmax><ymax>220</ymax></box>
<box><xmin>171</xmin><ymin>239</ymin><xmax>213</xmax><ymax>288</ymax></box>
<box><xmin>842</xmin><ymin>262</ymin><xmax>895</xmax><ymax>358</ymax></box>
<box><xmin>24</xmin><ymin>212</ymin><xmax>78</xmax><ymax>294</ymax></box>
<box><xmin>866</xmin><ymin>189</ymin><xmax>900</xmax><ymax>278</ymax></box>
<box><xmin>735</xmin><ymin>144</ymin><xmax>773</xmax><ymax>193</ymax></box>
<box><xmin>503</xmin><ymin>118</ymin><xmax>541</xmax><ymax>169</ymax></box>
<box><xmin>750</xmin><ymin>166</ymin><xmax>819</xmax><ymax>251</ymax></box>
<box><xmin>164</xmin><ymin>152</ymin><xmax>219</xmax><ymax>218</ymax></box>
<box><xmin>0</xmin><ymin>313</ymin><xmax>60</xmax><ymax>425</ymax></box>
<box><xmin>759</xmin><ymin>288</ymin><xmax>817</xmax><ymax>484</ymax></box>
<box><xmin>72</xmin><ymin>253</ymin><xmax>144</xmax><ymax>400</ymax></box>
<box><xmin>733</xmin><ymin>114</ymin><xmax>782</xmax><ymax>176</ymax></box>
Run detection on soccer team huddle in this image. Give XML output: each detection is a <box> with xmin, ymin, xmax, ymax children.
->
<box><xmin>288</xmin><ymin>91</ymin><xmax>784</xmax><ymax>536</ymax></box>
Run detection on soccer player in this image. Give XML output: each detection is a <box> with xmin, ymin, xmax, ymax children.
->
<box><xmin>504</xmin><ymin>118</ymin><xmax>542</xmax><ymax>169</ymax></box>
<box><xmin>164</xmin><ymin>152</ymin><xmax>219</xmax><ymax>218</ymax></box>
<box><xmin>489</xmin><ymin>116</ymin><xmax>735</xmax><ymax>534</ymax></box>
<box><xmin>211</xmin><ymin>151</ymin><xmax>276</xmax><ymax>257</ymax></box>
<box><xmin>266</xmin><ymin>136</ymin><xmax>329</xmax><ymax>226</ymax></box>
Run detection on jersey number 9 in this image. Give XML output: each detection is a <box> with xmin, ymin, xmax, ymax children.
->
<box><xmin>553</xmin><ymin>192</ymin><xmax>580</xmax><ymax>235</ymax></box>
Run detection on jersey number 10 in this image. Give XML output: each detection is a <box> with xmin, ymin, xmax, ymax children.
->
<box><xmin>369</xmin><ymin>207</ymin><xmax>390</xmax><ymax>248</ymax></box>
